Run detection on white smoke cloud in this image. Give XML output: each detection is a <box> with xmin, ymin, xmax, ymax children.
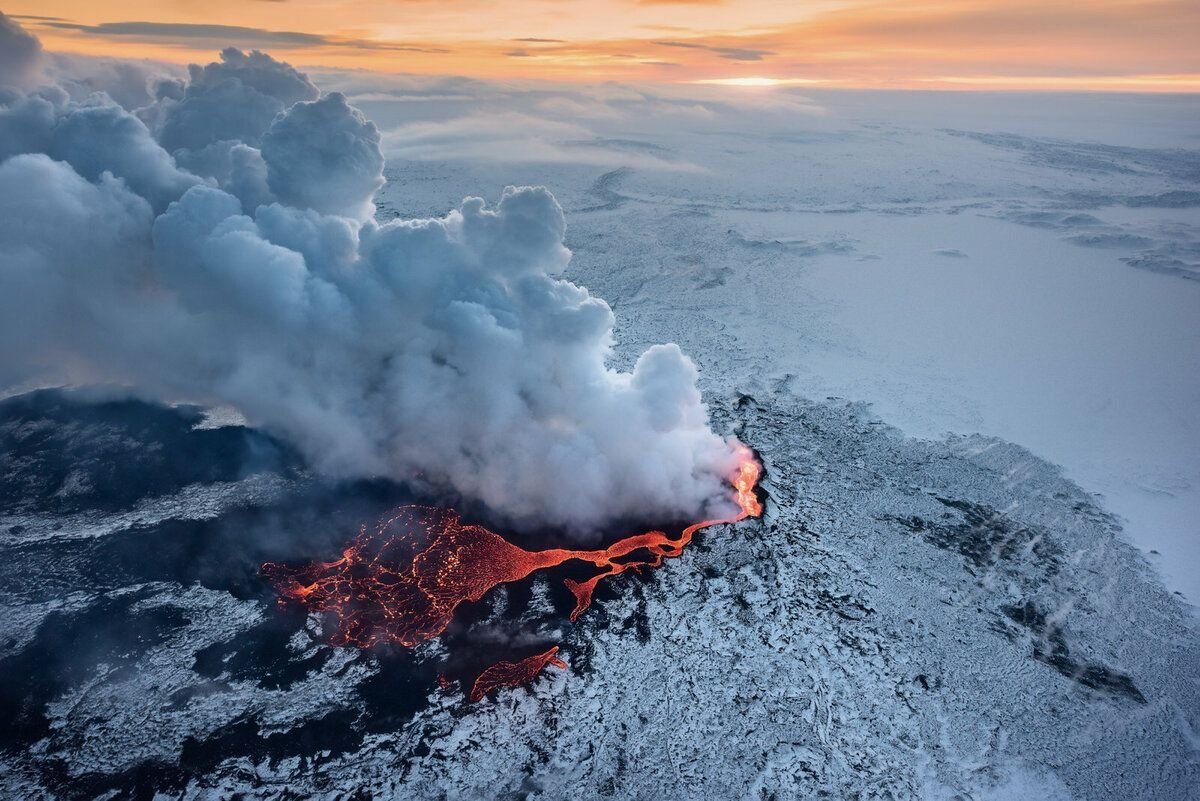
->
<box><xmin>0</xmin><ymin>87</ymin><xmax>59</xmax><ymax>161</ymax></box>
<box><xmin>154</xmin><ymin>47</ymin><xmax>319</xmax><ymax>153</ymax></box>
<box><xmin>0</xmin><ymin>153</ymin><xmax>155</xmax><ymax>385</ymax></box>
<box><xmin>49</xmin><ymin>102</ymin><xmax>204</xmax><ymax>212</ymax></box>
<box><xmin>260</xmin><ymin>93</ymin><xmax>384</xmax><ymax>221</ymax></box>
<box><xmin>43</xmin><ymin>52</ymin><xmax>182</xmax><ymax>111</ymax></box>
<box><xmin>0</xmin><ymin>11</ymin><xmax>43</xmax><ymax>90</ymax></box>
<box><xmin>0</xmin><ymin>19</ymin><xmax>742</xmax><ymax>533</ymax></box>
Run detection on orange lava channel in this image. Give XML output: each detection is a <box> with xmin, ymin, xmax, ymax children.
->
<box><xmin>262</xmin><ymin>447</ymin><xmax>762</xmax><ymax>693</ymax></box>
<box><xmin>468</xmin><ymin>646</ymin><xmax>569</xmax><ymax>703</ymax></box>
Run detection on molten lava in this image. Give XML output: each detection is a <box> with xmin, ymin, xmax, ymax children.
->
<box><xmin>468</xmin><ymin>646</ymin><xmax>568</xmax><ymax>703</ymax></box>
<box><xmin>262</xmin><ymin>447</ymin><xmax>762</xmax><ymax>697</ymax></box>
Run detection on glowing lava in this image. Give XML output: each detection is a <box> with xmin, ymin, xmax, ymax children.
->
<box><xmin>468</xmin><ymin>646</ymin><xmax>568</xmax><ymax>703</ymax></box>
<box><xmin>262</xmin><ymin>447</ymin><xmax>762</xmax><ymax>695</ymax></box>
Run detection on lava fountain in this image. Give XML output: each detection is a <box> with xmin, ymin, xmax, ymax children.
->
<box><xmin>262</xmin><ymin>446</ymin><xmax>762</xmax><ymax>697</ymax></box>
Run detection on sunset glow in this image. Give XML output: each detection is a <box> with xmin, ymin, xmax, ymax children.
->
<box><xmin>5</xmin><ymin>0</ymin><xmax>1198</xmax><ymax>90</ymax></box>
<box><xmin>691</xmin><ymin>77</ymin><xmax>823</xmax><ymax>87</ymax></box>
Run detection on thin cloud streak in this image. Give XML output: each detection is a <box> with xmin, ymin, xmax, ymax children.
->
<box><xmin>38</xmin><ymin>20</ymin><xmax>451</xmax><ymax>53</ymax></box>
<box><xmin>653</xmin><ymin>40</ymin><xmax>772</xmax><ymax>62</ymax></box>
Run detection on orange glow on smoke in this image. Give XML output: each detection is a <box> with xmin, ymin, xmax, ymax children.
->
<box><xmin>262</xmin><ymin>446</ymin><xmax>762</xmax><ymax>697</ymax></box>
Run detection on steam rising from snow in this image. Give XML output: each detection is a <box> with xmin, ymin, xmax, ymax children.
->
<box><xmin>0</xmin><ymin>15</ymin><xmax>740</xmax><ymax>532</ymax></box>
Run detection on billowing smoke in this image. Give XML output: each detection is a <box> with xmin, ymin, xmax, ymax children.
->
<box><xmin>0</xmin><ymin>16</ymin><xmax>742</xmax><ymax>533</ymax></box>
<box><xmin>0</xmin><ymin>11</ymin><xmax>42</xmax><ymax>90</ymax></box>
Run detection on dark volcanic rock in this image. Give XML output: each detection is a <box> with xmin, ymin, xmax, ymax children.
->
<box><xmin>0</xmin><ymin>388</ymin><xmax>298</xmax><ymax>514</ymax></box>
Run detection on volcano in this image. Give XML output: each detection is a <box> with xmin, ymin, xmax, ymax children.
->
<box><xmin>262</xmin><ymin>448</ymin><xmax>762</xmax><ymax>698</ymax></box>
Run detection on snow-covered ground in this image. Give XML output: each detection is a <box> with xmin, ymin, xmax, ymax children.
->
<box><xmin>363</xmin><ymin>87</ymin><xmax>1200</xmax><ymax>602</ymax></box>
<box><xmin>1</xmin><ymin>86</ymin><xmax>1197</xmax><ymax>799</ymax></box>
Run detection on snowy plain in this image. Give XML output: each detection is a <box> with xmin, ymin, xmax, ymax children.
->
<box><xmin>1</xmin><ymin>70</ymin><xmax>1198</xmax><ymax>799</ymax></box>
<box><xmin>358</xmin><ymin>85</ymin><xmax>1200</xmax><ymax>604</ymax></box>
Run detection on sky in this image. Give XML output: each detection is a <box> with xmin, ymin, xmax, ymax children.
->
<box><xmin>5</xmin><ymin>0</ymin><xmax>1199</xmax><ymax>91</ymax></box>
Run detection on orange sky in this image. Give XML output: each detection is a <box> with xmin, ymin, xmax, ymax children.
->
<box><xmin>7</xmin><ymin>0</ymin><xmax>1200</xmax><ymax>90</ymax></box>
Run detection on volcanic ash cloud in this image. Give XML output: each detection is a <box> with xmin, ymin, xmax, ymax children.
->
<box><xmin>0</xmin><ymin>16</ymin><xmax>743</xmax><ymax>533</ymax></box>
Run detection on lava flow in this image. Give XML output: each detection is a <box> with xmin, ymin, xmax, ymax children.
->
<box><xmin>262</xmin><ymin>447</ymin><xmax>762</xmax><ymax>695</ymax></box>
<box><xmin>468</xmin><ymin>646</ymin><xmax>568</xmax><ymax>703</ymax></box>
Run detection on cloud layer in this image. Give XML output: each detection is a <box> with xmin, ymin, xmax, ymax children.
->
<box><xmin>0</xmin><ymin>11</ymin><xmax>43</xmax><ymax>89</ymax></box>
<box><xmin>0</xmin><ymin>18</ymin><xmax>741</xmax><ymax>533</ymax></box>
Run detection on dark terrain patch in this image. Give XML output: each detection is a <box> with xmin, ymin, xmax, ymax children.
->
<box><xmin>0</xmin><ymin>479</ymin><xmax>417</xmax><ymax>604</ymax></box>
<box><xmin>47</xmin><ymin>709</ymin><xmax>367</xmax><ymax>801</ymax></box>
<box><xmin>0</xmin><ymin>389</ymin><xmax>298</xmax><ymax>514</ymax></box>
<box><xmin>193</xmin><ymin>611</ymin><xmax>331</xmax><ymax>691</ymax></box>
<box><xmin>579</xmin><ymin>167</ymin><xmax>632</xmax><ymax>212</ymax></box>
<box><xmin>886</xmin><ymin>496</ymin><xmax>1061</xmax><ymax>578</ymax></box>
<box><xmin>0</xmin><ymin>589</ymin><xmax>192</xmax><ymax>750</ymax></box>
<box><xmin>1001</xmin><ymin>601</ymin><xmax>1146</xmax><ymax>704</ymax></box>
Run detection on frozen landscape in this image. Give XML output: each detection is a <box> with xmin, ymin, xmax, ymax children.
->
<box><xmin>356</xmin><ymin>85</ymin><xmax>1200</xmax><ymax>603</ymax></box>
<box><xmin>1</xmin><ymin>13</ymin><xmax>1199</xmax><ymax>798</ymax></box>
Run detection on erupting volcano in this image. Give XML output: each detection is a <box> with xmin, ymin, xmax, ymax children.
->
<box><xmin>262</xmin><ymin>447</ymin><xmax>762</xmax><ymax>698</ymax></box>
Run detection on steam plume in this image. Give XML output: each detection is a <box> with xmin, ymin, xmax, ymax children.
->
<box><xmin>0</xmin><ymin>11</ymin><xmax>42</xmax><ymax>89</ymax></box>
<box><xmin>0</xmin><ymin>16</ymin><xmax>742</xmax><ymax>533</ymax></box>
